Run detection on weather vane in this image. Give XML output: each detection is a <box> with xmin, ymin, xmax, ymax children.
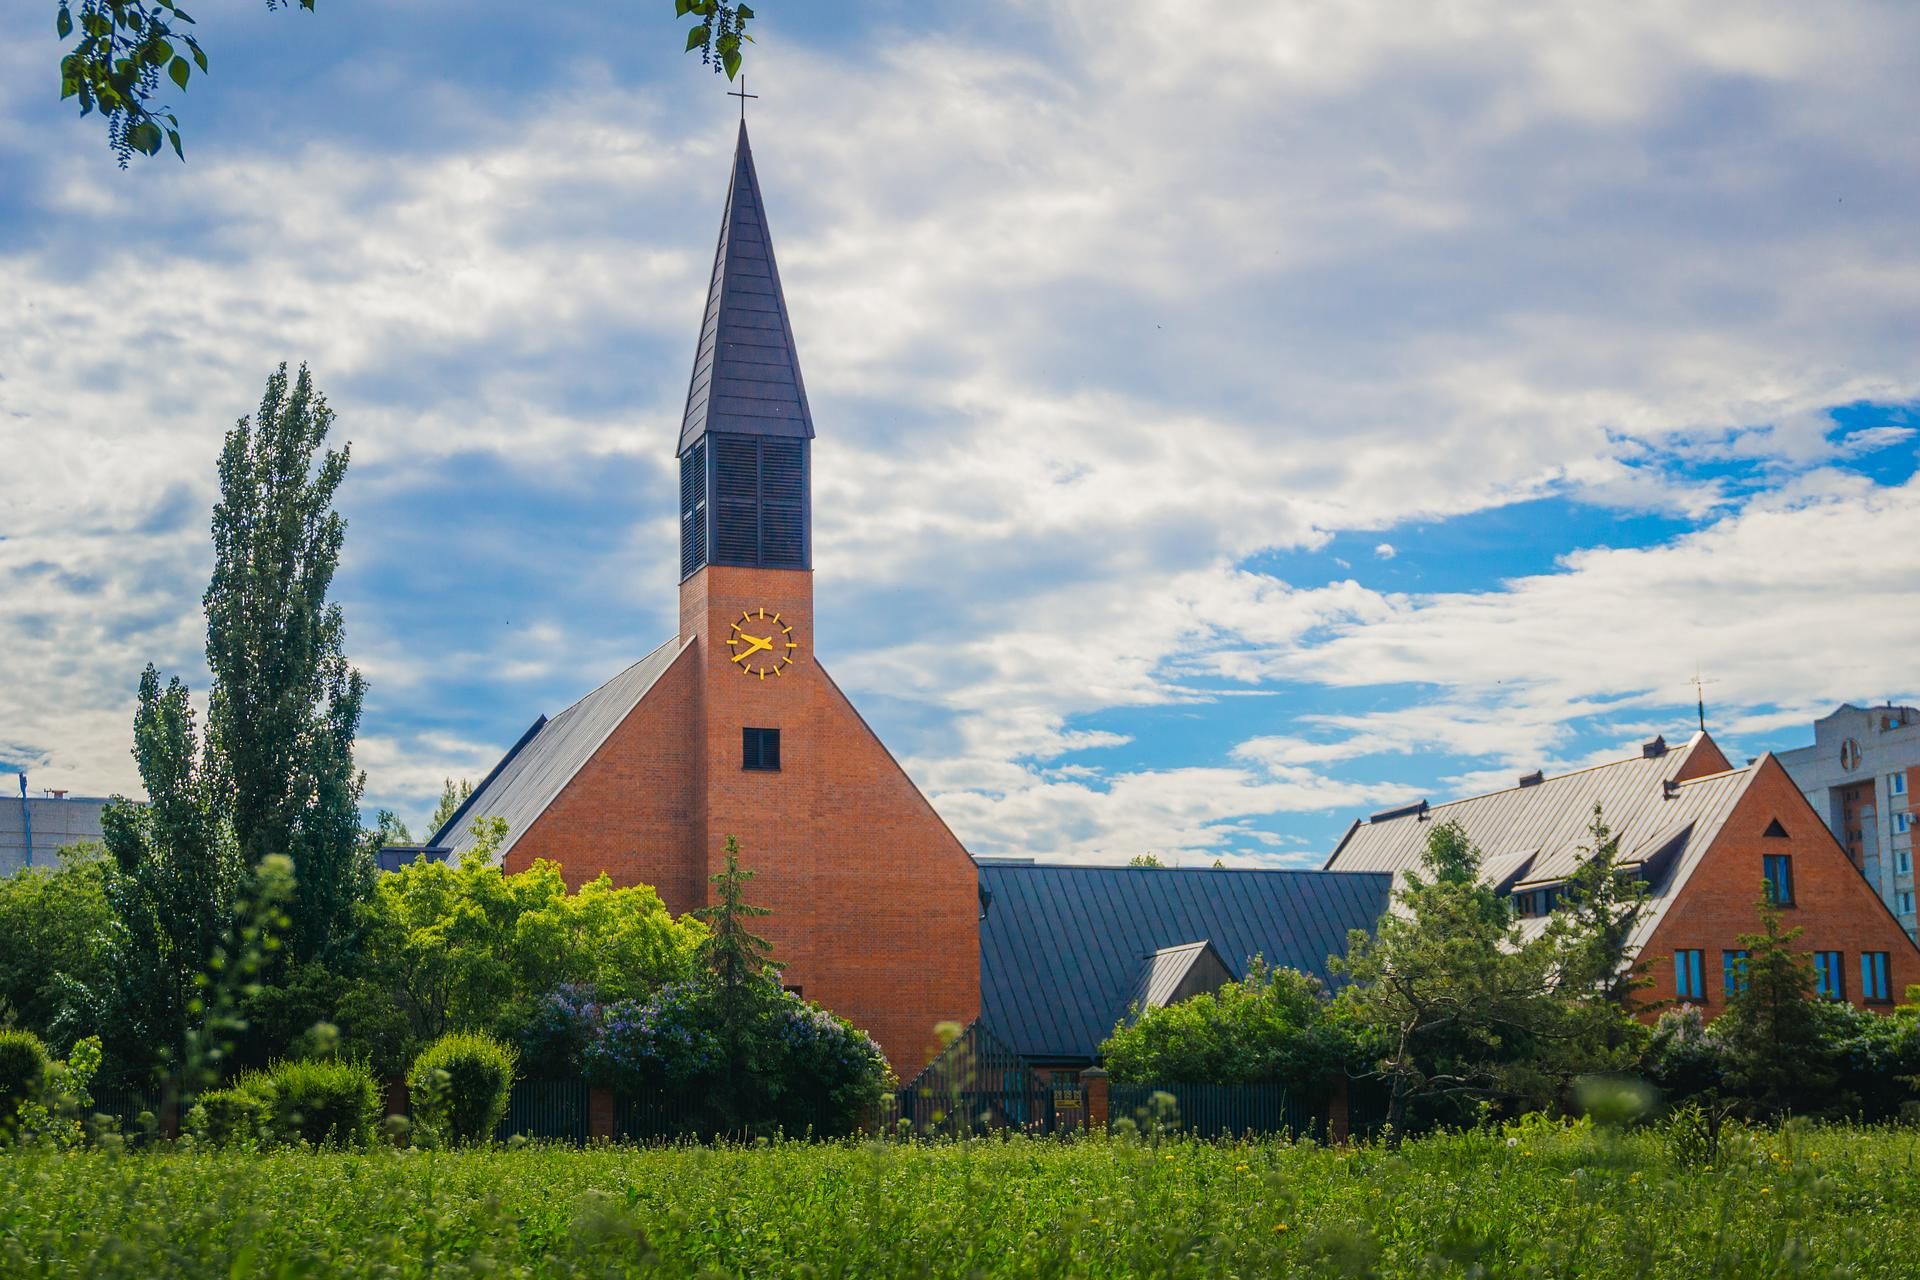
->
<box><xmin>727</xmin><ymin>77</ymin><xmax>758</xmax><ymax>122</ymax></box>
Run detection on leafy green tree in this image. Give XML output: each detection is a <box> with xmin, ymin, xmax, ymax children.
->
<box><xmin>1126</xmin><ymin>853</ymin><xmax>1164</xmax><ymax>868</ymax></box>
<box><xmin>359</xmin><ymin>809</ymin><xmax>411</xmax><ymax>858</ymax></box>
<box><xmin>0</xmin><ymin>845</ymin><xmax>114</xmax><ymax>1052</ymax></box>
<box><xmin>335</xmin><ymin>820</ymin><xmax>705</xmax><ymax>1074</ymax></box>
<box><xmin>1333</xmin><ymin>820</ymin><xmax>1635</xmax><ymax>1136</ymax></box>
<box><xmin>427</xmin><ymin>779</ymin><xmax>472</xmax><ymax>837</ymax></box>
<box><xmin>675</xmin><ymin>0</ymin><xmax>755</xmax><ymax>80</ymax></box>
<box><xmin>1715</xmin><ymin>896</ymin><xmax>1838</xmax><ymax>1117</ymax></box>
<box><xmin>94</xmin><ymin>668</ymin><xmax>245</xmax><ymax>1080</ymax></box>
<box><xmin>1100</xmin><ymin>959</ymin><xmax>1356</xmax><ymax>1102</ymax></box>
<box><xmin>56</xmin><ymin>1</ymin><xmax>311</xmax><ymax>165</ymax></box>
<box><xmin>205</xmin><ymin>363</ymin><xmax>368</xmax><ymax>968</ymax></box>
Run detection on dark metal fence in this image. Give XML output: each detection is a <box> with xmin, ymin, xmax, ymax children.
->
<box><xmin>494</xmin><ymin>1078</ymin><xmax>590</xmax><ymax>1143</ymax></box>
<box><xmin>87</xmin><ymin>1086</ymin><xmax>158</xmax><ymax>1134</ymax></box>
<box><xmin>615</xmin><ymin>1092</ymin><xmax>703</xmax><ymax>1143</ymax></box>
<box><xmin>894</xmin><ymin>1086</ymin><xmax>1060</xmax><ymax>1135</ymax></box>
<box><xmin>1109</xmin><ymin>1082</ymin><xmax>1321</xmax><ymax>1140</ymax></box>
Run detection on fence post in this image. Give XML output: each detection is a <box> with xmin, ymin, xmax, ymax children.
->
<box><xmin>588</xmin><ymin>1086</ymin><xmax>615</xmax><ymax>1142</ymax></box>
<box><xmin>1080</xmin><ymin>1067</ymin><xmax>1109</xmax><ymax>1132</ymax></box>
<box><xmin>1327</xmin><ymin>1076</ymin><xmax>1350</xmax><ymax>1144</ymax></box>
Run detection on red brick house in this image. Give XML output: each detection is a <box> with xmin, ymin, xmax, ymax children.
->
<box><xmin>1324</xmin><ymin>731</ymin><xmax>1920</xmax><ymax>1014</ymax></box>
<box><xmin>414</xmin><ymin>123</ymin><xmax>980</xmax><ymax>1073</ymax></box>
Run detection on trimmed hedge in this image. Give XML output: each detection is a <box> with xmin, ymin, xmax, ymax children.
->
<box><xmin>189</xmin><ymin>1073</ymin><xmax>275</xmax><ymax>1147</ymax></box>
<box><xmin>0</xmin><ymin>1029</ymin><xmax>50</xmax><ymax>1126</ymax></box>
<box><xmin>265</xmin><ymin>1058</ymin><xmax>380</xmax><ymax>1148</ymax></box>
<box><xmin>409</xmin><ymin>1033</ymin><xmax>518</xmax><ymax>1145</ymax></box>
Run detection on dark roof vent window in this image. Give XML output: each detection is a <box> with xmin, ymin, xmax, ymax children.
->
<box><xmin>1662</xmin><ymin>779</ymin><xmax>1680</xmax><ymax>799</ymax></box>
<box><xmin>1369</xmin><ymin>799</ymin><xmax>1430</xmax><ymax>824</ymax></box>
<box><xmin>1518</xmin><ymin>770</ymin><xmax>1544</xmax><ymax>787</ymax></box>
<box><xmin>1642</xmin><ymin>735</ymin><xmax>1668</xmax><ymax>759</ymax></box>
<box><xmin>1764</xmin><ymin>818</ymin><xmax>1790</xmax><ymax>839</ymax></box>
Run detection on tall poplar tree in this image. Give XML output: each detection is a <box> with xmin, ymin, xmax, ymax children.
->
<box><xmin>205</xmin><ymin>362</ymin><xmax>369</xmax><ymax>966</ymax></box>
<box><xmin>97</xmin><ymin>669</ymin><xmax>244</xmax><ymax>1076</ymax></box>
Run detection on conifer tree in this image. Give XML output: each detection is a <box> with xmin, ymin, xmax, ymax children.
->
<box><xmin>693</xmin><ymin>838</ymin><xmax>778</xmax><ymax>1126</ymax></box>
<box><xmin>205</xmin><ymin>363</ymin><xmax>368</xmax><ymax>966</ymax></box>
<box><xmin>1716</xmin><ymin>895</ymin><xmax>1837</xmax><ymax>1116</ymax></box>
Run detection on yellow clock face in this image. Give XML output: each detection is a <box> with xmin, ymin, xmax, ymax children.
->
<box><xmin>727</xmin><ymin>607</ymin><xmax>799</xmax><ymax>680</ymax></box>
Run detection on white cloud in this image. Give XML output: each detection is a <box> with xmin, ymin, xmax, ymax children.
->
<box><xmin>3</xmin><ymin>0</ymin><xmax>1919</xmax><ymax>861</ymax></box>
<box><xmin>1373</xmin><ymin>543</ymin><xmax>1396</xmax><ymax>560</ymax></box>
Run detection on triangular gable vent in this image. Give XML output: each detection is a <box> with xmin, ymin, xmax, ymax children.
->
<box><xmin>1763</xmin><ymin>818</ymin><xmax>1790</xmax><ymax>839</ymax></box>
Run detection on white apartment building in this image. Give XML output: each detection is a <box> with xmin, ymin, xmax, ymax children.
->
<box><xmin>1779</xmin><ymin>704</ymin><xmax>1920</xmax><ymax>938</ymax></box>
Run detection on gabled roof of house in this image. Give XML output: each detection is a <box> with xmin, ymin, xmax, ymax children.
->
<box><xmin>429</xmin><ymin>637</ymin><xmax>691</xmax><ymax>862</ymax></box>
<box><xmin>1123</xmin><ymin>940</ymin><xmax>1228</xmax><ymax>1014</ymax></box>
<box><xmin>1323</xmin><ymin>731</ymin><xmax>1756</xmax><ymax>950</ymax></box>
<box><xmin>678</xmin><ymin>121</ymin><xmax>813</xmax><ymax>455</ymax></box>
<box><xmin>978</xmin><ymin>863</ymin><xmax>1392</xmax><ymax>1063</ymax></box>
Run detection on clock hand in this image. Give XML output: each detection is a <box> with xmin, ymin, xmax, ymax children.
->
<box><xmin>730</xmin><ymin>634</ymin><xmax>774</xmax><ymax>662</ymax></box>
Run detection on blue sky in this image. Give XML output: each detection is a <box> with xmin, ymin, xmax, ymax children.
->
<box><xmin>2</xmin><ymin>1</ymin><xmax>1917</xmax><ymax>865</ymax></box>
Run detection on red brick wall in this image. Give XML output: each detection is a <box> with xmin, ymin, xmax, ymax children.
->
<box><xmin>505</xmin><ymin>562</ymin><xmax>981</xmax><ymax>1076</ymax></box>
<box><xmin>503</xmin><ymin>642</ymin><xmax>706</xmax><ymax>911</ymax></box>
<box><xmin>683</xmin><ymin>564</ymin><xmax>981</xmax><ymax>1075</ymax></box>
<box><xmin>1639</xmin><ymin>755</ymin><xmax>1920</xmax><ymax>1015</ymax></box>
<box><xmin>1673</xmin><ymin>734</ymin><xmax>1732</xmax><ymax>781</ymax></box>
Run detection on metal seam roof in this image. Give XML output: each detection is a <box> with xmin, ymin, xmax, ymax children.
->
<box><xmin>1324</xmin><ymin>734</ymin><xmax>1757</xmax><ymax>954</ymax></box>
<box><xmin>978</xmin><ymin>864</ymin><xmax>1392</xmax><ymax>1062</ymax></box>
<box><xmin>677</xmin><ymin>121</ymin><xmax>813</xmax><ymax>455</ymax></box>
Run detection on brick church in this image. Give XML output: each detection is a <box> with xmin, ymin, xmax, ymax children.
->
<box><xmin>414</xmin><ymin>123</ymin><xmax>980</xmax><ymax>1073</ymax></box>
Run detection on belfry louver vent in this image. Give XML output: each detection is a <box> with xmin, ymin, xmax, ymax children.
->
<box><xmin>759</xmin><ymin>440</ymin><xmax>806</xmax><ymax>567</ymax></box>
<box><xmin>679</xmin><ymin>438</ymin><xmax>708</xmax><ymax>578</ymax></box>
<box><xmin>687</xmin><ymin>434</ymin><xmax>810</xmax><ymax>575</ymax></box>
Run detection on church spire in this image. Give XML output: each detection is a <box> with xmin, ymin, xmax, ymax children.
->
<box><xmin>678</xmin><ymin>121</ymin><xmax>812</xmax><ymax>581</ymax></box>
<box><xmin>678</xmin><ymin>121</ymin><xmax>813</xmax><ymax>455</ymax></box>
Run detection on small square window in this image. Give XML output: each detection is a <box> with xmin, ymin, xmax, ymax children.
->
<box><xmin>742</xmin><ymin>727</ymin><xmax>781</xmax><ymax>771</ymax></box>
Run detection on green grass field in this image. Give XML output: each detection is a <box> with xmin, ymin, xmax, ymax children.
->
<box><xmin>2</xmin><ymin>1120</ymin><xmax>1916</xmax><ymax>1278</ymax></box>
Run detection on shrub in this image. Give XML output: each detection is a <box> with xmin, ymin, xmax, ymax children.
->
<box><xmin>408</xmin><ymin>1033</ymin><xmax>518</xmax><ymax>1146</ymax></box>
<box><xmin>190</xmin><ymin>1074</ymin><xmax>275</xmax><ymax>1147</ymax></box>
<box><xmin>516</xmin><ymin>984</ymin><xmax>602</xmax><ymax>1078</ymax></box>
<box><xmin>768</xmin><ymin>993</ymin><xmax>892</xmax><ymax>1137</ymax></box>
<box><xmin>584</xmin><ymin>982</ymin><xmax>721</xmax><ymax>1095</ymax></box>
<box><xmin>265</xmin><ymin>1057</ymin><xmax>379</xmax><ymax>1147</ymax></box>
<box><xmin>0</xmin><ymin>1029</ymin><xmax>51</xmax><ymax>1127</ymax></box>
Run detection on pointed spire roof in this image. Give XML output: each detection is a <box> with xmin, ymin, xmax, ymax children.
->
<box><xmin>678</xmin><ymin>121</ymin><xmax>814</xmax><ymax>456</ymax></box>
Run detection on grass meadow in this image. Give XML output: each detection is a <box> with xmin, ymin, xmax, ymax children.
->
<box><xmin>4</xmin><ymin>1119</ymin><xmax>1917</xmax><ymax>1278</ymax></box>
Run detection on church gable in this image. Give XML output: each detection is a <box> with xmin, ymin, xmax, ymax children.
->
<box><xmin>438</xmin><ymin>637</ymin><xmax>692</xmax><ymax>864</ymax></box>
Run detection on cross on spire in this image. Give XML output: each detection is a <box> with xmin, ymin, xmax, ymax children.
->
<box><xmin>727</xmin><ymin>77</ymin><xmax>758</xmax><ymax>122</ymax></box>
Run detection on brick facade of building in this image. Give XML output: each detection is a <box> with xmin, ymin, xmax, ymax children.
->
<box><xmin>1639</xmin><ymin>755</ymin><xmax>1920</xmax><ymax>1013</ymax></box>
